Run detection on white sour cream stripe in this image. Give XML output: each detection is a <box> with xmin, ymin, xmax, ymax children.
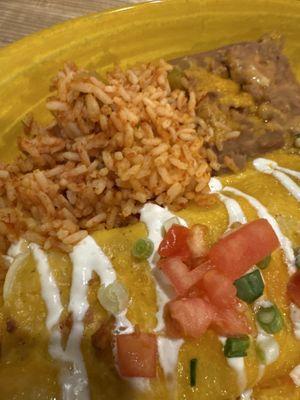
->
<box><xmin>3</xmin><ymin>240</ymin><xmax>29</xmax><ymax>302</ymax></box>
<box><xmin>227</xmin><ymin>356</ymin><xmax>247</xmax><ymax>391</ymax></box>
<box><xmin>223</xmin><ymin>174</ymin><xmax>300</xmax><ymax>387</ymax></box>
<box><xmin>223</xmin><ymin>186</ymin><xmax>296</xmax><ymax>275</ymax></box>
<box><xmin>223</xmin><ymin>184</ymin><xmax>300</xmax><ymax>337</ymax></box>
<box><xmin>210</xmin><ymin>178</ymin><xmax>282</xmax><ymax>391</ymax></box>
<box><xmin>30</xmin><ymin>243</ymin><xmax>64</xmax><ymax>331</ymax></box>
<box><xmin>239</xmin><ymin>389</ymin><xmax>253</xmax><ymax>400</ymax></box>
<box><xmin>69</xmin><ymin>236</ymin><xmax>133</xmax><ymax>334</ymax></box>
<box><xmin>209</xmin><ymin>179</ymin><xmax>248</xmax><ymax>391</ymax></box>
<box><xmin>290</xmin><ymin>304</ymin><xmax>300</xmax><ymax>340</ymax></box>
<box><xmin>70</xmin><ymin>236</ymin><xmax>149</xmax><ymax>393</ymax></box>
<box><xmin>274</xmin><ymin>164</ymin><xmax>300</xmax><ymax>179</ymax></box>
<box><xmin>209</xmin><ymin>178</ymin><xmax>247</xmax><ymax>226</ymax></box>
<box><xmin>30</xmin><ymin>244</ymin><xmax>88</xmax><ymax>399</ymax></box>
<box><xmin>254</xmin><ymin>158</ymin><xmax>300</xmax><ymax>179</ymax></box>
<box><xmin>30</xmin><ymin>236</ymin><xmax>147</xmax><ymax>399</ymax></box>
<box><xmin>253</xmin><ymin>158</ymin><xmax>300</xmax><ymax>201</ymax></box>
<box><xmin>253</xmin><ymin>298</ymin><xmax>280</xmax><ymax>380</ymax></box>
<box><xmin>140</xmin><ymin>203</ymin><xmax>185</xmax><ymax>381</ymax></box>
<box><xmin>290</xmin><ymin>365</ymin><xmax>300</xmax><ymax>387</ymax></box>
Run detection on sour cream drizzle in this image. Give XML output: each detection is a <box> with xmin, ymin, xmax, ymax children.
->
<box><xmin>250</xmin><ymin>160</ymin><xmax>300</xmax><ymax>385</ymax></box>
<box><xmin>253</xmin><ymin>158</ymin><xmax>300</xmax><ymax>201</ymax></box>
<box><xmin>253</xmin><ymin>299</ymin><xmax>280</xmax><ymax>380</ymax></box>
<box><xmin>290</xmin><ymin>304</ymin><xmax>300</xmax><ymax>340</ymax></box>
<box><xmin>253</xmin><ymin>159</ymin><xmax>300</xmax><ymax>334</ymax></box>
<box><xmin>69</xmin><ymin>236</ymin><xmax>132</xmax><ymax>335</ymax></box>
<box><xmin>209</xmin><ymin>179</ymin><xmax>248</xmax><ymax>391</ymax></box>
<box><xmin>209</xmin><ymin>178</ymin><xmax>247</xmax><ymax>226</ymax></box>
<box><xmin>29</xmin><ymin>243</ymin><xmax>89</xmax><ymax>400</ymax></box>
<box><xmin>290</xmin><ymin>364</ymin><xmax>300</xmax><ymax>387</ymax></box>
<box><xmin>70</xmin><ymin>237</ymin><xmax>148</xmax><ymax>392</ymax></box>
<box><xmin>210</xmin><ymin>178</ymin><xmax>282</xmax><ymax>392</ymax></box>
<box><xmin>30</xmin><ymin>243</ymin><xmax>64</xmax><ymax>331</ymax></box>
<box><xmin>223</xmin><ymin>186</ymin><xmax>296</xmax><ymax>275</ymax></box>
<box><xmin>223</xmin><ymin>171</ymin><xmax>300</xmax><ymax>387</ymax></box>
<box><xmin>140</xmin><ymin>203</ymin><xmax>186</xmax><ymax>383</ymax></box>
<box><xmin>9</xmin><ymin>158</ymin><xmax>300</xmax><ymax>395</ymax></box>
<box><xmin>239</xmin><ymin>389</ymin><xmax>253</xmax><ymax>400</ymax></box>
<box><xmin>30</xmin><ymin>235</ymin><xmax>147</xmax><ymax>399</ymax></box>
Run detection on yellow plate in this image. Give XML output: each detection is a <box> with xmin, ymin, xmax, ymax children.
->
<box><xmin>0</xmin><ymin>0</ymin><xmax>300</xmax><ymax>163</ymax></box>
<box><xmin>0</xmin><ymin>1</ymin><xmax>300</xmax><ymax>398</ymax></box>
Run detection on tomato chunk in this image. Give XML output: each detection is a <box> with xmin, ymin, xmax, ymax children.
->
<box><xmin>116</xmin><ymin>333</ymin><xmax>157</xmax><ymax>378</ymax></box>
<box><xmin>208</xmin><ymin>219</ymin><xmax>279</xmax><ymax>280</ymax></box>
<box><xmin>211</xmin><ymin>305</ymin><xmax>252</xmax><ymax>336</ymax></box>
<box><xmin>158</xmin><ymin>224</ymin><xmax>191</xmax><ymax>261</ymax></box>
<box><xmin>287</xmin><ymin>271</ymin><xmax>300</xmax><ymax>307</ymax></box>
<box><xmin>201</xmin><ymin>270</ymin><xmax>237</xmax><ymax>309</ymax></box>
<box><xmin>165</xmin><ymin>298</ymin><xmax>214</xmax><ymax>338</ymax></box>
<box><xmin>159</xmin><ymin>257</ymin><xmax>212</xmax><ymax>295</ymax></box>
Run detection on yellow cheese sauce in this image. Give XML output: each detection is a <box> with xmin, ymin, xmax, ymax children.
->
<box><xmin>0</xmin><ymin>150</ymin><xmax>300</xmax><ymax>400</ymax></box>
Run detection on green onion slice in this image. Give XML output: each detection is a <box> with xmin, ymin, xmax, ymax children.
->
<box><xmin>132</xmin><ymin>238</ymin><xmax>154</xmax><ymax>260</ymax></box>
<box><xmin>256</xmin><ymin>304</ymin><xmax>284</xmax><ymax>334</ymax></box>
<box><xmin>189</xmin><ymin>358</ymin><xmax>197</xmax><ymax>387</ymax></box>
<box><xmin>98</xmin><ymin>281</ymin><xmax>129</xmax><ymax>314</ymax></box>
<box><xmin>257</xmin><ymin>255</ymin><xmax>271</xmax><ymax>270</ymax></box>
<box><xmin>234</xmin><ymin>269</ymin><xmax>264</xmax><ymax>303</ymax></box>
<box><xmin>224</xmin><ymin>336</ymin><xmax>250</xmax><ymax>358</ymax></box>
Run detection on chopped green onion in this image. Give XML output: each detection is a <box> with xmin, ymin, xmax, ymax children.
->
<box><xmin>256</xmin><ymin>304</ymin><xmax>284</xmax><ymax>334</ymax></box>
<box><xmin>162</xmin><ymin>217</ymin><xmax>180</xmax><ymax>235</ymax></box>
<box><xmin>189</xmin><ymin>358</ymin><xmax>197</xmax><ymax>387</ymax></box>
<box><xmin>132</xmin><ymin>238</ymin><xmax>154</xmax><ymax>260</ymax></box>
<box><xmin>257</xmin><ymin>255</ymin><xmax>271</xmax><ymax>270</ymax></box>
<box><xmin>234</xmin><ymin>269</ymin><xmax>264</xmax><ymax>303</ymax></box>
<box><xmin>98</xmin><ymin>281</ymin><xmax>129</xmax><ymax>314</ymax></box>
<box><xmin>224</xmin><ymin>336</ymin><xmax>250</xmax><ymax>358</ymax></box>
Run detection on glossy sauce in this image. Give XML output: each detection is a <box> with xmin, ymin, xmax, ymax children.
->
<box><xmin>3</xmin><ymin>159</ymin><xmax>300</xmax><ymax>398</ymax></box>
<box><xmin>209</xmin><ymin>179</ymin><xmax>248</xmax><ymax>392</ymax></box>
<box><xmin>223</xmin><ymin>186</ymin><xmax>296</xmax><ymax>275</ymax></box>
<box><xmin>140</xmin><ymin>203</ymin><xmax>186</xmax><ymax>382</ymax></box>
<box><xmin>210</xmin><ymin>178</ymin><xmax>284</xmax><ymax>389</ymax></box>
<box><xmin>30</xmin><ymin>236</ymin><xmax>148</xmax><ymax>399</ymax></box>
<box><xmin>253</xmin><ymin>158</ymin><xmax>300</xmax><ymax>201</ymax></box>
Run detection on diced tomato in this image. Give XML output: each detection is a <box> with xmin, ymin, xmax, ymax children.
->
<box><xmin>201</xmin><ymin>270</ymin><xmax>237</xmax><ymax>309</ymax></box>
<box><xmin>158</xmin><ymin>224</ymin><xmax>192</xmax><ymax>261</ymax></box>
<box><xmin>159</xmin><ymin>257</ymin><xmax>212</xmax><ymax>295</ymax></box>
<box><xmin>165</xmin><ymin>298</ymin><xmax>214</xmax><ymax>338</ymax></box>
<box><xmin>116</xmin><ymin>333</ymin><xmax>157</xmax><ymax>378</ymax></box>
<box><xmin>287</xmin><ymin>271</ymin><xmax>300</xmax><ymax>307</ymax></box>
<box><xmin>187</xmin><ymin>224</ymin><xmax>209</xmax><ymax>258</ymax></box>
<box><xmin>211</xmin><ymin>305</ymin><xmax>252</xmax><ymax>336</ymax></box>
<box><xmin>208</xmin><ymin>219</ymin><xmax>279</xmax><ymax>280</ymax></box>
